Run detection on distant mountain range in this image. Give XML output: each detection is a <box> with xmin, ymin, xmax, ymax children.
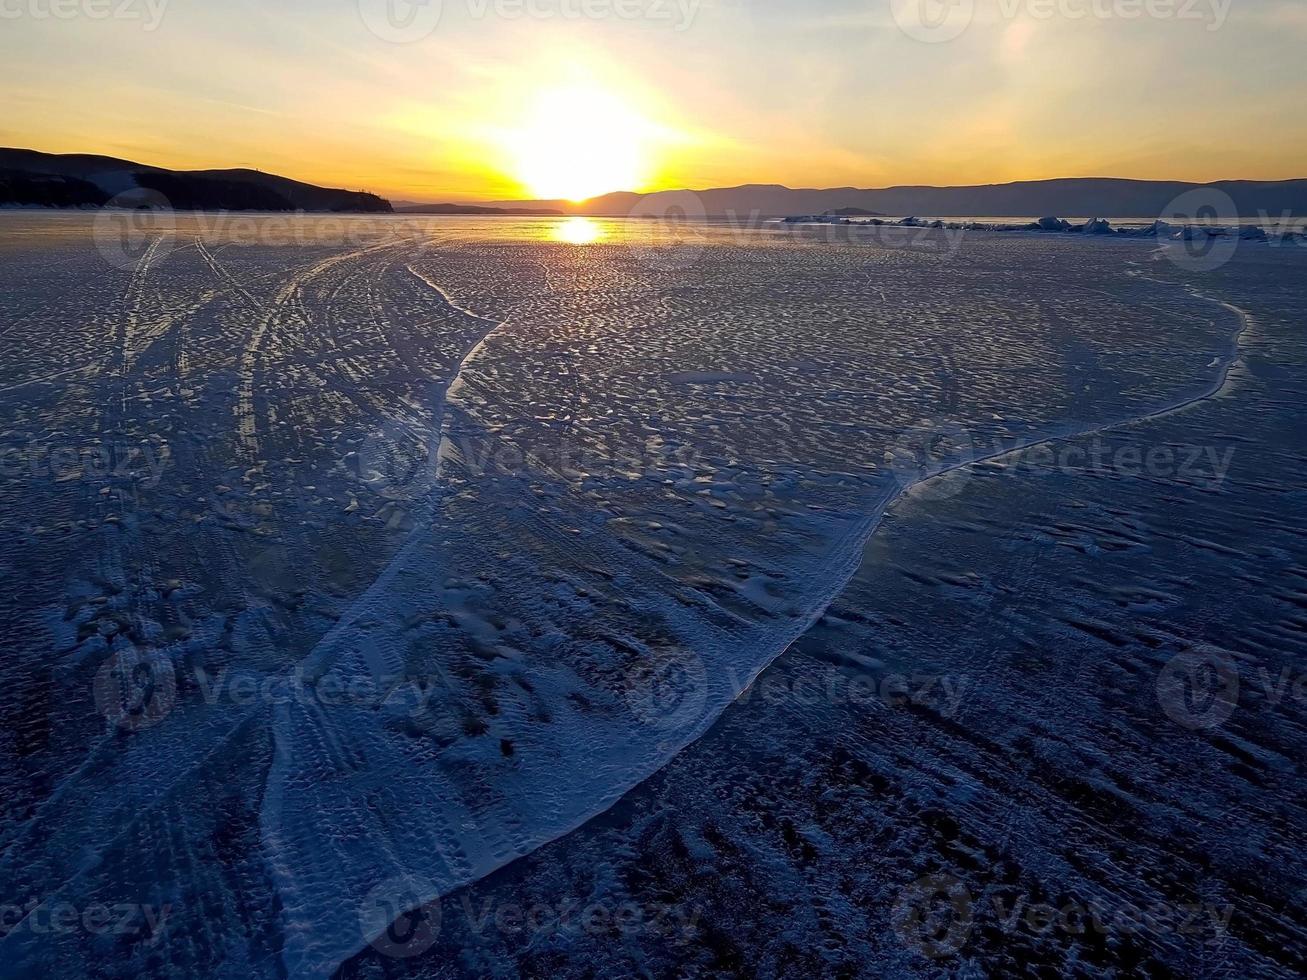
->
<box><xmin>487</xmin><ymin>178</ymin><xmax>1307</xmax><ymax>219</ymax></box>
<box><xmin>6</xmin><ymin>150</ymin><xmax>1304</xmax><ymax>221</ymax></box>
<box><xmin>393</xmin><ymin>201</ymin><xmax>564</xmax><ymax>216</ymax></box>
<box><xmin>0</xmin><ymin>148</ymin><xmax>391</xmax><ymax>212</ymax></box>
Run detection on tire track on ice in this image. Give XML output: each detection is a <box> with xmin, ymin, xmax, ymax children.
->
<box><xmin>273</xmin><ymin>261</ymin><xmax>512</xmax><ymax>678</ymax></box>
<box><xmin>259</xmin><ymin>263</ymin><xmax>527</xmax><ymax>976</ymax></box>
<box><xmin>8</xmin><ymin>253</ymin><xmax>1254</xmax><ymax>978</ymax></box>
<box><xmin>230</xmin><ymin>241</ymin><xmax>402</xmax><ymax>463</ymax></box>
<box><xmin>117</xmin><ymin>233</ymin><xmax>168</xmax><ymax>413</ymax></box>
<box><xmin>202</xmin><ymin>239</ymin><xmax>430</xmax><ymax>449</ymax></box>
<box><xmin>0</xmin><ymin>236</ymin><xmax>245</xmax><ymax>954</ymax></box>
<box><xmin>0</xmin><ymin>236</ymin><xmax>479</xmax><ymax>970</ymax></box>
<box><xmin>0</xmin><ymin>239</ymin><xmax>416</xmax><ymax>917</ymax></box>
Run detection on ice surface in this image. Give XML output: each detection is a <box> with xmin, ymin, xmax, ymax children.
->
<box><xmin>0</xmin><ymin>213</ymin><xmax>1302</xmax><ymax>977</ymax></box>
<box><xmin>336</xmin><ymin>241</ymin><xmax>1306</xmax><ymax>979</ymax></box>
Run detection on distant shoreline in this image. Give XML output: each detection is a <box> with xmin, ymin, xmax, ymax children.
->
<box><xmin>3</xmin><ymin>209</ymin><xmax>1304</xmax><ymax>236</ymax></box>
<box><xmin>8</xmin><ymin>148</ymin><xmax>1307</xmax><ymax>220</ymax></box>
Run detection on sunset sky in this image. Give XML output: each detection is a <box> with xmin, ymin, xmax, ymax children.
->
<box><xmin>3</xmin><ymin>0</ymin><xmax>1305</xmax><ymax>202</ymax></box>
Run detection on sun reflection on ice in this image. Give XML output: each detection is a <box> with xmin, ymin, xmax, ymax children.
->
<box><xmin>555</xmin><ymin>216</ymin><xmax>604</xmax><ymax>245</ymax></box>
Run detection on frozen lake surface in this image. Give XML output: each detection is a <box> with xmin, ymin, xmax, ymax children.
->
<box><xmin>0</xmin><ymin>213</ymin><xmax>1303</xmax><ymax>977</ymax></box>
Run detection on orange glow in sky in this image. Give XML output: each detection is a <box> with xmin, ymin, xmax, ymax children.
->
<box><xmin>2</xmin><ymin>4</ymin><xmax>1305</xmax><ymax>203</ymax></box>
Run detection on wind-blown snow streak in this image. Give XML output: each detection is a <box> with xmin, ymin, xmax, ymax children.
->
<box><xmin>269</xmin><ymin>264</ymin><xmax>512</xmax><ymax>678</ymax></box>
<box><xmin>261</xmin><ymin>263</ymin><xmax>526</xmax><ymax>976</ymax></box>
<box><xmin>261</xmin><ymin>266</ymin><xmax>1256</xmax><ymax>978</ymax></box>
<box><xmin>403</xmin><ymin>264</ymin><xmax>511</xmax><ymax>470</ymax></box>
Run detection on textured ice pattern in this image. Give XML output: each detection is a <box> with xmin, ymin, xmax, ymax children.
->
<box><xmin>337</xmin><ymin>241</ymin><xmax>1306</xmax><ymax>979</ymax></box>
<box><xmin>0</xmin><ymin>213</ymin><xmax>1292</xmax><ymax>977</ymax></box>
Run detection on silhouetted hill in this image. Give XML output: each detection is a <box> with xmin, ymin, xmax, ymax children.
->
<box><xmin>133</xmin><ymin>172</ymin><xmax>299</xmax><ymax>211</ymax></box>
<box><xmin>0</xmin><ymin>148</ymin><xmax>392</xmax><ymax>212</ymax></box>
<box><xmin>0</xmin><ymin>170</ymin><xmax>109</xmax><ymax>208</ymax></box>
<box><xmin>489</xmin><ymin>177</ymin><xmax>1307</xmax><ymax>219</ymax></box>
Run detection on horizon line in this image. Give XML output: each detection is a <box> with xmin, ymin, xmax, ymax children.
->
<box><xmin>7</xmin><ymin>146</ymin><xmax>1307</xmax><ymax>207</ymax></box>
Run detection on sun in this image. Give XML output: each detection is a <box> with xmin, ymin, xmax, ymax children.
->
<box><xmin>507</xmin><ymin>85</ymin><xmax>655</xmax><ymax>202</ymax></box>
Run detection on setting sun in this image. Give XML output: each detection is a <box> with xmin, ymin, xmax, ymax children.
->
<box><xmin>506</xmin><ymin>84</ymin><xmax>658</xmax><ymax>202</ymax></box>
